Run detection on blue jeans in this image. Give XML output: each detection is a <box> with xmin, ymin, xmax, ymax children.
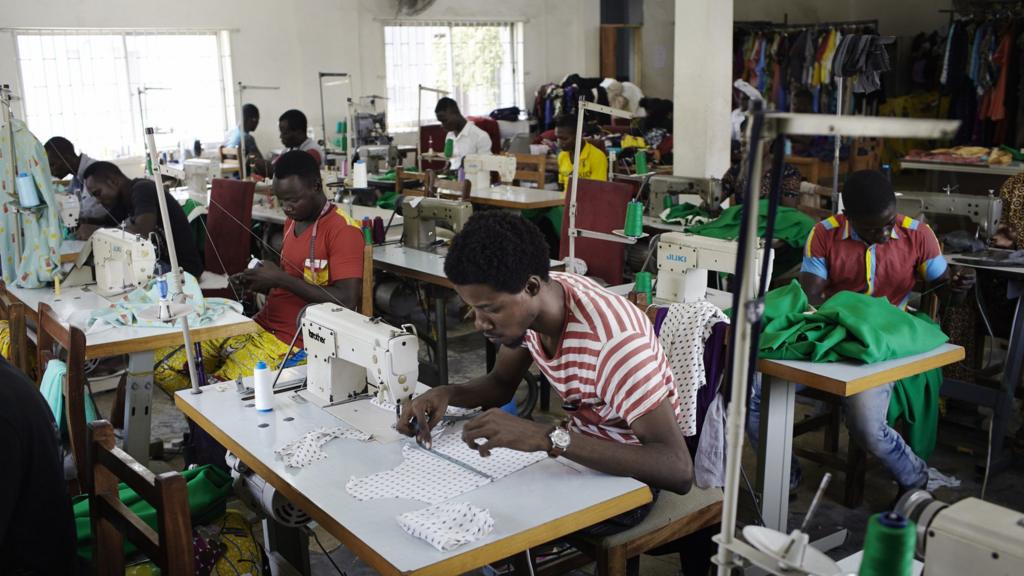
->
<box><xmin>747</xmin><ymin>373</ymin><xmax>928</xmax><ymax>490</ymax></box>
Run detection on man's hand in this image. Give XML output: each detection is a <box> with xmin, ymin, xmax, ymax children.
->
<box><xmin>991</xmin><ymin>224</ymin><xmax>1016</xmax><ymax>249</ymax></box>
<box><xmin>949</xmin><ymin>265</ymin><xmax>976</xmax><ymax>294</ymax></box>
<box><xmin>75</xmin><ymin>223</ymin><xmax>100</xmax><ymax>240</ymax></box>
<box><xmin>397</xmin><ymin>387</ymin><xmax>452</xmax><ymax>449</ymax></box>
<box><xmin>461</xmin><ymin>408</ymin><xmax>551</xmax><ymax>457</ymax></box>
<box><xmin>232</xmin><ymin>261</ymin><xmax>288</xmax><ymax>294</ymax></box>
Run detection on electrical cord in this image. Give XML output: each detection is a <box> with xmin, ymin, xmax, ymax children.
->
<box><xmin>307</xmin><ymin>525</ymin><xmax>347</xmax><ymax>576</ymax></box>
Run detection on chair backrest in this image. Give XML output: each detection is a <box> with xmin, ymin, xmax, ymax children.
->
<box><xmin>88</xmin><ymin>420</ymin><xmax>195</xmax><ymax>576</ymax></box>
<box><xmin>218</xmin><ymin>146</ymin><xmax>240</xmax><ymax>162</ymax></box>
<box><xmin>512</xmin><ymin>153</ymin><xmax>547</xmax><ymax>188</ymax></box>
<box><xmin>395</xmin><ymin>167</ymin><xmax>427</xmax><ymax>195</ymax></box>
<box><xmin>426</xmin><ymin>169</ymin><xmax>472</xmax><ymax>200</ymax></box>
<box><xmin>418</xmin><ymin>124</ymin><xmax>448</xmax><ymax>172</ymax></box>
<box><xmin>362</xmin><ymin>243</ymin><xmax>374</xmax><ymax>316</ymax></box>
<box><xmin>466</xmin><ymin>116</ymin><xmax>502</xmax><ymax>154</ymax></box>
<box><xmin>205</xmin><ymin>179</ymin><xmax>256</xmax><ymax>275</ymax></box>
<box><xmin>558</xmin><ymin>178</ymin><xmax>633</xmax><ymax>285</ymax></box>
<box><xmin>0</xmin><ymin>280</ymin><xmax>30</xmax><ymax>376</ymax></box>
<box><xmin>36</xmin><ymin>302</ymin><xmax>88</xmax><ymax>495</ymax></box>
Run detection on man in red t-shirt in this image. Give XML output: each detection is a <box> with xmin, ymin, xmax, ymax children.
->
<box><xmin>155</xmin><ymin>151</ymin><xmax>363</xmax><ymax>392</ymax></box>
<box><xmin>398</xmin><ymin>212</ymin><xmax>693</xmax><ymax>529</ymax></box>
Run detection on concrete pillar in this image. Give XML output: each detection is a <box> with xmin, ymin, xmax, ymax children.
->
<box><xmin>673</xmin><ymin>0</ymin><xmax>732</xmax><ymax>180</ymax></box>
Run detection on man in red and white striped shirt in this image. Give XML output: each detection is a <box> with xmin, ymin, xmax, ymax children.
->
<box><xmin>398</xmin><ymin>211</ymin><xmax>693</xmax><ymax>498</ymax></box>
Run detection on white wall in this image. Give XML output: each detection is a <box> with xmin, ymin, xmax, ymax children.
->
<box><xmin>641</xmin><ymin>0</ymin><xmax>674</xmax><ymax>98</ymax></box>
<box><xmin>0</xmin><ymin>0</ymin><xmax>600</xmax><ymax>153</ymax></box>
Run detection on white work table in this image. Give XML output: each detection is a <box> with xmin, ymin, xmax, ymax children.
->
<box><xmin>8</xmin><ymin>283</ymin><xmax>258</xmax><ymax>463</ymax></box>
<box><xmin>432</xmin><ymin>184</ymin><xmax>564</xmax><ymax>210</ymax></box>
<box><xmin>899</xmin><ymin>159</ymin><xmax>1024</xmax><ymax>177</ymax></box>
<box><xmin>175</xmin><ymin>384</ymin><xmax>649</xmax><ymax>575</ymax></box>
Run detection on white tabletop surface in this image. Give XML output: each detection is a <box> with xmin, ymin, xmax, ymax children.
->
<box><xmin>759</xmin><ymin>343</ymin><xmax>963</xmax><ymax>386</ymax></box>
<box><xmin>435</xmin><ymin>184</ymin><xmax>564</xmax><ymax>209</ymax></box>
<box><xmin>176</xmin><ymin>384</ymin><xmax>647</xmax><ymax>574</ymax></box>
<box><xmin>899</xmin><ymin>159</ymin><xmax>1024</xmax><ymax>176</ymax></box>
<box><xmin>8</xmin><ymin>284</ymin><xmax>255</xmax><ymax>350</ymax></box>
<box><xmin>373</xmin><ymin>244</ymin><xmax>449</xmax><ymax>282</ymax></box>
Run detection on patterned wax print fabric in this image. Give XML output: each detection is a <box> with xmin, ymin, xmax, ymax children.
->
<box><xmin>0</xmin><ymin>117</ymin><xmax>62</xmax><ymax>287</ymax></box>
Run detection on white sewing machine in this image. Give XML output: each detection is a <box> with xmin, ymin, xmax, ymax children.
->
<box><xmin>301</xmin><ymin>303</ymin><xmax>418</xmax><ymax>407</ymax></box>
<box><xmin>896</xmin><ymin>490</ymin><xmax>1024</xmax><ymax>576</ymax></box>
<box><xmin>183</xmin><ymin>158</ymin><xmax>212</xmax><ymax>197</ymax></box>
<box><xmin>656</xmin><ymin>232</ymin><xmax>773</xmax><ymax>303</ymax></box>
<box><xmin>648</xmin><ymin>175</ymin><xmax>724</xmax><ymax>216</ymax></box>
<box><xmin>463</xmin><ymin>154</ymin><xmax>516</xmax><ymax>195</ymax></box>
<box><xmin>91</xmin><ymin>228</ymin><xmax>158</xmax><ymax>297</ymax></box>
<box><xmin>54</xmin><ymin>192</ymin><xmax>80</xmax><ymax>228</ymax></box>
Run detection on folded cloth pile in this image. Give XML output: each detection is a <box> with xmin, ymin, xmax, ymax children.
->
<box><xmin>398</xmin><ymin>501</ymin><xmax>495</xmax><ymax>551</ymax></box>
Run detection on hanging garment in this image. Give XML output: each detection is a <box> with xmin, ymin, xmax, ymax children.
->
<box><xmin>0</xmin><ymin>117</ymin><xmax>62</xmax><ymax>288</ymax></box>
<box><xmin>398</xmin><ymin>502</ymin><xmax>494</xmax><ymax>552</ymax></box>
<box><xmin>39</xmin><ymin>358</ymin><xmax>97</xmax><ymax>438</ymax></box>
<box><xmin>657</xmin><ymin>302</ymin><xmax>729</xmax><ymax>436</ymax></box>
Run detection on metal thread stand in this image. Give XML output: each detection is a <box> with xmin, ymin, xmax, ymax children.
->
<box><xmin>318</xmin><ymin>72</ymin><xmax>351</xmax><ymax>171</ymax></box>
<box><xmin>145</xmin><ymin>128</ymin><xmax>203</xmax><ymax>395</ymax></box>
<box><xmin>713</xmin><ymin>111</ymin><xmax>959</xmax><ymax>576</ymax></box>
<box><xmin>566</xmin><ymin>98</ymin><xmax>640</xmax><ymax>266</ymax></box>
<box><xmin>416</xmin><ymin>84</ymin><xmax>450</xmax><ymax>170</ymax></box>
<box><xmin>831</xmin><ymin>76</ymin><xmax>843</xmax><ymax>210</ymax></box>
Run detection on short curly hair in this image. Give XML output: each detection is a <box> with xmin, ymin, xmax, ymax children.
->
<box><xmin>444</xmin><ymin>211</ymin><xmax>550</xmax><ymax>293</ymax></box>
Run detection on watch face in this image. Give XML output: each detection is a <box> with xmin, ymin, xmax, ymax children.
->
<box><xmin>551</xmin><ymin>428</ymin><xmax>571</xmax><ymax>449</ymax></box>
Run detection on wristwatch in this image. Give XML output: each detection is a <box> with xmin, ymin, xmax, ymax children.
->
<box><xmin>547</xmin><ymin>425</ymin><xmax>571</xmax><ymax>458</ymax></box>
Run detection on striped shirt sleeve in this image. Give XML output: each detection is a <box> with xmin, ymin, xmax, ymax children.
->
<box><xmin>594</xmin><ymin>331</ymin><xmax>671</xmax><ymax>425</ymax></box>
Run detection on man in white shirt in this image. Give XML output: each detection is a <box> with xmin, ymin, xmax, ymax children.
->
<box><xmin>434</xmin><ymin>97</ymin><xmax>492</xmax><ymax>171</ymax></box>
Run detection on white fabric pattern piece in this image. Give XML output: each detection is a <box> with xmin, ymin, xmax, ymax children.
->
<box><xmin>370</xmin><ymin>396</ymin><xmax>481</xmax><ymax>419</ymax></box>
<box><xmin>398</xmin><ymin>502</ymin><xmax>495</xmax><ymax>552</ymax></box>
<box><xmin>346</xmin><ymin>445</ymin><xmax>490</xmax><ymax>504</ymax></box>
<box><xmin>658</xmin><ymin>302</ymin><xmax>729</xmax><ymax>436</ymax></box>
<box><xmin>275</xmin><ymin>426</ymin><xmax>371</xmax><ymax>469</ymax></box>
<box><xmin>430</xmin><ymin>432</ymin><xmax>548</xmax><ymax>479</ymax></box>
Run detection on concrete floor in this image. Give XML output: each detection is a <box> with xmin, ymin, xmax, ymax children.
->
<box><xmin>94</xmin><ymin>319</ymin><xmax>1024</xmax><ymax>576</ymax></box>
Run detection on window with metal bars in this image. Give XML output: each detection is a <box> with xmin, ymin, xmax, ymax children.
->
<box><xmin>383</xmin><ymin>21</ymin><xmax>524</xmax><ymax>131</ymax></box>
<box><xmin>14</xmin><ymin>30</ymin><xmax>234</xmax><ymax>158</ymax></box>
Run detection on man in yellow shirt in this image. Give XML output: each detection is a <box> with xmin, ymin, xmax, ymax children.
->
<box><xmin>555</xmin><ymin>114</ymin><xmax>608</xmax><ymax>188</ymax></box>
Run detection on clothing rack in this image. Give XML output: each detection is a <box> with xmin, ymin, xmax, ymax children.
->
<box><xmin>734</xmin><ymin>18</ymin><xmax>878</xmax><ymax>32</ymax></box>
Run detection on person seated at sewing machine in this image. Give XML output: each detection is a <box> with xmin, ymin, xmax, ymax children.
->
<box><xmin>154</xmin><ymin>151</ymin><xmax>363</xmax><ymax>392</ymax></box>
<box><xmin>399</xmin><ymin>212</ymin><xmax>693</xmax><ymax>525</ymax></box>
<box><xmin>554</xmin><ymin>113</ymin><xmax>608</xmax><ymax>190</ymax></box>
<box><xmin>720</xmin><ymin>139</ymin><xmax>803</xmax><ymax>208</ymax></box>
<box><xmin>44</xmin><ymin>136</ymin><xmax>121</xmax><ymax>224</ymax></box>
<box><xmin>943</xmin><ymin>171</ymin><xmax>1024</xmax><ymax>385</ymax></box>
<box><xmin>75</xmin><ymin>161</ymin><xmax>203</xmax><ymax>278</ymax></box>
<box><xmin>434</xmin><ymin>97</ymin><xmax>492</xmax><ymax>172</ymax></box>
<box><xmin>749</xmin><ymin>170</ymin><xmax>975</xmax><ymax>496</ymax></box>
<box><xmin>276</xmin><ymin>109</ymin><xmax>323</xmax><ymax>169</ymax></box>
<box><xmin>223</xmin><ymin>103</ymin><xmax>267</xmax><ymax>176</ymax></box>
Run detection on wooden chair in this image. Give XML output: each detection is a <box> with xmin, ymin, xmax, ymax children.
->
<box><xmin>36</xmin><ymin>302</ymin><xmax>89</xmax><ymax>495</ymax></box>
<box><xmin>88</xmin><ymin>420</ymin><xmax>195</xmax><ymax>576</ymax></box>
<box><xmin>512</xmin><ymin>153</ymin><xmax>547</xmax><ymax>188</ymax></box>
<box><xmin>0</xmin><ymin>280</ymin><xmax>30</xmax><ymax>376</ymax></box>
<box><xmin>426</xmin><ymin>169</ymin><xmax>472</xmax><ymax>201</ymax></box>
<box><xmin>568</xmin><ymin>488</ymin><xmax>723</xmax><ymax>576</ymax></box>
<box><xmin>218</xmin><ymin>146</ymin><xmax>241</xmax><ymax>177</ymax></box>
<box><xmin>395</xmin><ymin>166</ymin><xmax>427</xmax><ymax>196</ymax></box>
<box><xmin>361</xmin><ymin>243</ymin><xmax>374</xmax><ymax>316</ymax></box>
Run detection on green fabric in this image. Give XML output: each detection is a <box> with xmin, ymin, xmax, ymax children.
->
<box><xmin>39</xmin><ymin>359</ymin><xmax>98</xmax><ymax>436</ymax></box>
<box><xmin>523</xmin><ymin>206</ymin><xmax>564</xmax><ymax>236</ymax></box>
<box><xmin>685</xmin><ymin>200</ymin><xmax>817</xmax><ymax>248</ymax></box>
<box><xmin>888</xmin><ymin>369</ymin><xmax>942</xmax><ymax>459</ymax></box>
<box><xmin>757</xmin><ymin>281</ymin><xmax>947</xmax><ymax>457</ymax></box>
<box><xmin>759</xmin><ymin>281</ymin><xmax>948</xmax><ymax>363</ymax></box>
<box><xmin>72</xmin><ymin>464</ymin><xmax>232</xmax><ymax>560</ymax></box>
<box><xmin>377</xmin><ymin>190</ymin><xmax>400</xmax><ymax>210</ymax></box>
<box><xmin>374</xmin><ymin>167</ymin><xmax>420</xmax><ymax>183</ymax></box>
<box><xmin>662</xmin><ymin>202</ymin><xmax>710</xmax><ymax>223</ymax></box>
